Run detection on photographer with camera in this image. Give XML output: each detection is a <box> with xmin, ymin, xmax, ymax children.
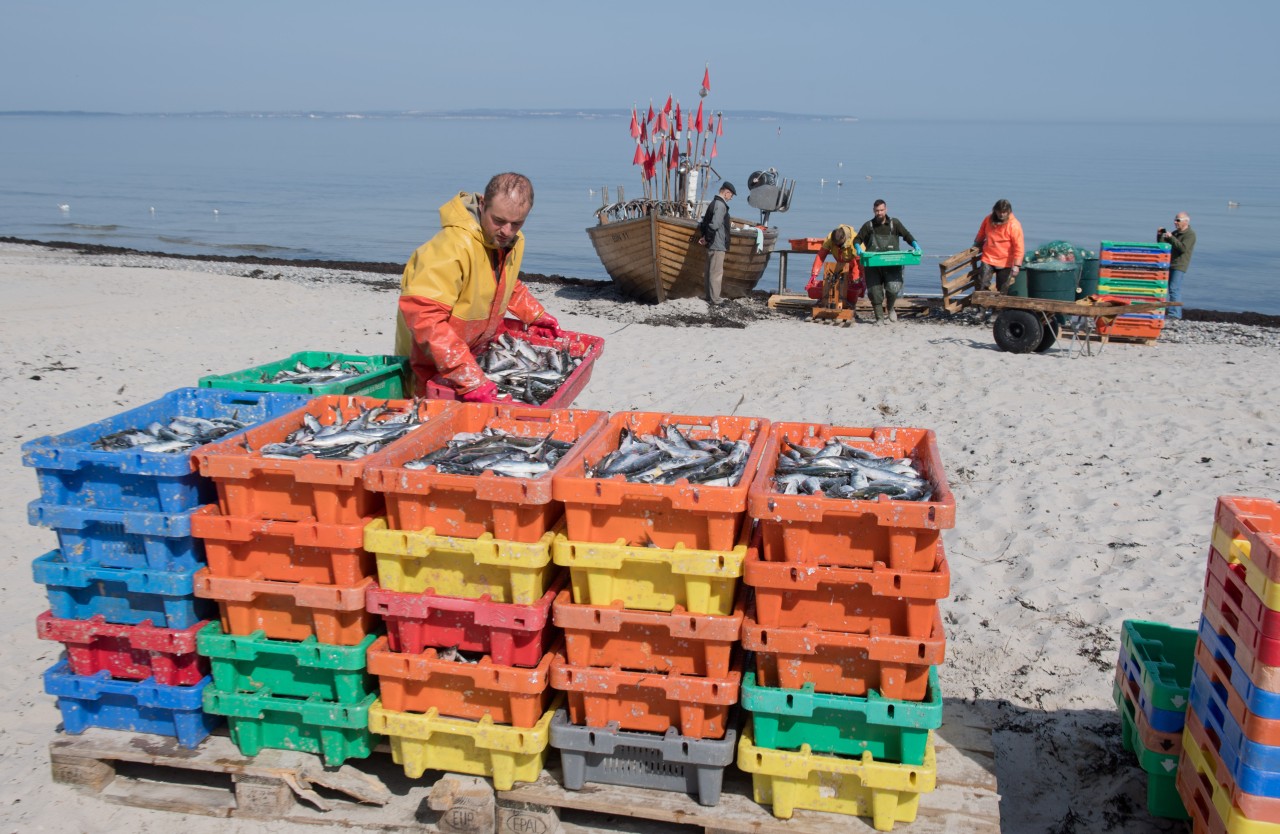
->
<box><xmin>1158</xmin><ymin>213</ymin><xmax>1196</xmax><ymax>320</ymax></box>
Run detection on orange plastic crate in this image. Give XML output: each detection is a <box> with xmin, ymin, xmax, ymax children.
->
<box><xmin>788</xmin><ymin>238</ymin><xmax>825</xmax><ymax>252</ymax></box>
<box><xmin>1098</xmin><ymin>267</ymin><xmax>1169</xmax><ymax>282</ymax></box>
<box><xmin>1195</xmin><ymin>638</ymin><xmax>1280</xmax><ymax>747</ymax></box>
<box><xmin>193</xmin><ymin>396</ymin><xmax>455</xmax><ymax>525</ymax></box>
<box><xmin>550</xmin><ymin>651</ymin><xmax>741</xmax><ymax>739</ymax></box>
<box><xmin>552</xmin><ymin>411</ymin><xmax>770</xmax><ymax>551</ymax></box>
<box><xmin>552</xmin><ymin>588</ymin><xmax>744</xmax><ymax>677</ymax></box>
<box><xmin>361</xmin><ymin>403</ymin><xmax>608</xmax><ymax>543</ymax></box>
<box><xmin>366</xmin><ymin>636</ymin><xmax>555</xmax><ymax>728</ymax></box>
<box><xmin>748</xmin><ymin>423</ymin><xmax>955</xmax><ymax>570</ymax></box>
<box><xmin>191</xmin><ymin>505</ymin><xmax>375</xmax><ymax>585</ymax></box>
<box><xmin>1097</xmin><ymin>317</ymin><xmax>1165</xmax><ymax>339</ymax></box>
<box><xmin>193</xmin><ymin>570</ymin><xmax>378</xmax><ymax>646</ymax></box>
<box><xmin>742</xmin><ymin>606</ymin><xmax>945</xmax><ymax>701</ymax></box>
<box><xmin>744</xmin><ymin>530</ymin><xmax>950</xmax><ymax>638</ymax></box>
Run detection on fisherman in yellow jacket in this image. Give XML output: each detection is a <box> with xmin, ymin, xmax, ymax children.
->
<box><xmin>394</xmin><ymin>172</ymin><xmax>561</xmax><ymax>401</ymax></box>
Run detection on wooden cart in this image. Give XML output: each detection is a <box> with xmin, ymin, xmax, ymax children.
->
<box><xmin>939</xmin><ymin>246</ymin><xmax>1179</xmax><ymax>354</ymax></box>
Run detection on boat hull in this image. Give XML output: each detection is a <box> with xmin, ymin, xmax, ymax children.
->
<box><xmin>586</xmin><ymin>214</ymin><xmax>777</xmax><ymax>303</ymax></box>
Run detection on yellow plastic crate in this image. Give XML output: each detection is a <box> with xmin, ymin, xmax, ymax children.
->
<box><xmin>550</xmin><ymin>524</ymin><xmax>747</xmax><ymax>615</ymax></box>
<box><xmin>736</xmin><ymin>726</ymin><xmax>936</xmax><ymax>831</ymax></box>
<box><xmin>367</xmin><ymin>698</ymin><xmax>558</xmax><ymax>790</ymax></box>
<box><xmin>1214</xmin><ymin>523</ymin><xmax>1280</xmax><ymax>610</ymax></box>
<box><xmin>1179</xmin><ymin>724</ymin><xmax>1280</xmax><ymax>834</ymax></box>
<box><xmin>364</xmin><ymin>518</ymin><xmax>558</xmax><ymax>604</ymax></box>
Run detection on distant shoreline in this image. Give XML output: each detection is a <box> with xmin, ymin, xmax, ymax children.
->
<box><xmin>4</xmin><ymin>235</ymin><xmax>1277</xmax><ymax>328</ymax></box>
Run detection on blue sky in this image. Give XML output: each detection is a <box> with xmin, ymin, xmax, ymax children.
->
<box><xmin>2</xmin><ymin>0</ymin><xmax>1275</xmax><ymax>121</ymax></box>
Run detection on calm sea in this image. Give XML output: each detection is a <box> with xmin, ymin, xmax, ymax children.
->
<box><xmin>1</xmin><ymin>114</ymin><xmax>1277</xmax><ymax>313</ymax></box>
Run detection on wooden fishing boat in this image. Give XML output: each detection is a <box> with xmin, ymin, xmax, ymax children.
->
<box><xmin>586</xmin><ymin>210</ymin><xmax>778</xmax><ymax>303</ymax></box>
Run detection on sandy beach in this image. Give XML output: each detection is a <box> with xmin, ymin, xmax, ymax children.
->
<box><xmin>2</xmin><ymin>240</ymin><xmax>1277</xmax><ymax>833</ymax></box>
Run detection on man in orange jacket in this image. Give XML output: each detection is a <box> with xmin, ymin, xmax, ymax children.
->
<box><xmin>394</xmin><ymin>172</ymin><xmax>561</xmax><ymax>401</ymax></box>
<box><xmin>974</xmin><ymin>199</ymin><xmax>1026</xmax><ymax>293</ymax></box>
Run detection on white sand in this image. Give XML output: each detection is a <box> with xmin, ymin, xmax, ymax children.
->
<box><xmin>2</xmin><ymin>241</ymin><xmax>1276</xmax><ymax>833</ymax></box>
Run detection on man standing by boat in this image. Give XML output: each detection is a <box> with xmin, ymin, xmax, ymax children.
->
<box><xmin>1158</xmin><ymin>212</ymin><xmax>1196</xmax><ymax>319</ymax></box>
<box><xmin>394</xmin><ymin>172</ymin><xmax>562</xmax><ymax>400</ymax></box>
<box><xmin>974</xmin><ymin>199</ymin><xmax>1025</xmax><ymax>294</ymax></box>
<box><xmin>698</xmin><ymin>181</ymin><xmax>736</xmax><ymax>306</ymax></box>
<box><xmin>854</xmin><ymin>200</ymin><xmax>919</xmax><ymax>324</ymax></box>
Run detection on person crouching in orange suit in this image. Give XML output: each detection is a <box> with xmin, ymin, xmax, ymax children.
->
<box><xmin>809</xmin><ymin>225</ymin><xmax>866</xmax><ymax>317</ymax></box>
<box><xmin>394</xmin><ymin>172</ymin><xmax>562</xmax><ymax>401</ymax></box>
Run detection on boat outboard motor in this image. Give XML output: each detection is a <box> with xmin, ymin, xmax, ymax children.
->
<box><xmin>746</xmin><ymin>167</ymin><xmax>795</xmax><ymax>226</ymax></box>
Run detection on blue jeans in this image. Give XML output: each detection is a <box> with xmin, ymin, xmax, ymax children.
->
<box><xmin>1167</xmin><ymin>268</ymin><xmax>1186</xmax><ymax>318</ymax></box>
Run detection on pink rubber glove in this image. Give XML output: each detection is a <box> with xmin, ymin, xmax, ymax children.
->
<box><xmin>460</xmin><ymin>381</ymin><xmax>504</xmax><ymax>403</ymax></box>
<box><xmin>528</xmin><ymin>313</ymin><xmax>563</xmax><ymax>340</ymax></box>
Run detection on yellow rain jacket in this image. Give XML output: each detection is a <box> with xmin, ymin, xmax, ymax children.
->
<box><xmin>394</xmin><ymin>191</ymin><xmax>548</xmax><ymax>395</ymax></box>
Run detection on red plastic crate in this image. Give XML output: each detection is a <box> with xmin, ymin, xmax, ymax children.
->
<box><xmin>365</xmin><ymin>573</ymin><xmax>564</xmax><ymax>667</ymax></box>
<box><xmin>191</xmin><ymin>505</ymin><xmax>375</xmax><ymax>585</ymax></box>
<box><xmin>36</xmin><ymin>611</ymin><xmax>208</xmax><ymax>685</ymax></box>
<box><xmin>1207</xmin><ymin>543</ymin><xmax>1280</xmax><ymax>639</ymax></box>
<box><xmin>1195</xmin><ymin>638</ymin><xmax>1280</xmax><ymax>746</ymax></box>
<box><xmin>1097</xmin><ymin>316</ymin><xmax>1165</xmax><ymax>339</ymax></box>
<box><xmin>748</xmin><ymin>423</ymin><xmax>955</xmax><ymax>570</ymax></box>
<box><xmin>193</xmin><ymin>396</ymin><xmax>455</xmax><ymax>525</ymax></box>
<box><xmin>424</xmin><ymin>319</ymin><xmax>605</xmax><ymax>409</ymax></box>
<box><xmin>552</xmin><ymin>411</ymin><xmax>770</xmax><ymax>551</ymax></box>
<box><xmin>1216</xmin><ymin>496</ymin><xmax>1280</xmax><ymax>583</ymax></box>
<box><xmin>552</xmin><ymin>587</ymin><xmax>744</xmax><ymax>677</ymax></box>
<box><xmin>361</xmin><ymin>402</ymin><xmax>607</xmax><ymax>542</ymax></box>
<box><xmin>365</xmin><ymin>636</ymin><xmax>555</xmax><ymax>728</ymax></box>
<box><xmin>744</xmin><ymin>529</ymin><xmax>950</xmax><ymax>638</ymax></box>
<box><xmin>742</xmin><ymin>606</ymin><xmax>945</xmax><ymax>701</ymax></box>
<box><xmin>1203</xmin><ymin>566</ymin><xmax>1280</xmax><ymax>666</ymax></box>
<box><xmin>1098</xmin><ymin>267</ymin><xmax>1170</xmax><ymax>282</ymax></box>
<box><xmin>193</xmin><ymin>570</ymin><xmax>378</xmax><ymax>646</ymax></box>
<box><xmin>1201</xmin><ymin>596</ymin><xmax>1280</xmax><ymax>693</ymax></box>
<box><xmin>550</xmin><ymin>651</ymin><xmax>741</xmax><ymax>739</ymax></box>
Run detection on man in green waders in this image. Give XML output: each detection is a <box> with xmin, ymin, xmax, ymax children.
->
<box><xmin>855</xmin><ymin>200</ymin><xmax>919</xmax><ymax>324</ymax></box>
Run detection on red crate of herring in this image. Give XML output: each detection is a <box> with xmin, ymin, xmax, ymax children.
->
<box><xmin>424</xmin><ymin>319</ymin><xmax>605</xmax><ymax>409</ymax></box>
<box><xmin>36</xmin><ymin>611</ymin><xmax>208</xmax><ymax>686</ymax></box>
<box><xmin>552</xmin><ymin>411</ymin><xmax>770</xmax><ymax>552</ymax></box>
<box><xmin>361</xmin><ymin>402</ymin><xmax>608</xmax><ymax>543</ymax></box>
<box><xmin>193</xmin><ymin>396</ymin><xmax>455</xmax><ymax>525</ymax></box>
<box><xmin>748</xmin><ymin>422</ymin><xmax>955</xmax><ymax>571</ymax></box>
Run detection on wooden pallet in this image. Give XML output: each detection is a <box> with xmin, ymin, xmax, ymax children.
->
<box><xmin>48</xmin><ymin>702</ymin><xmax>999</xmax><ymax>834</ymax></box>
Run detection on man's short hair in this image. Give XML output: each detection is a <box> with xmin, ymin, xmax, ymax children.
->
<box><xmin>831</xmin><ymin>227</ymin><xmax>848</xmax><ymax>246</ymax></box>
<box><xmin>873</xmin><ymin>199</ymin><xmax>887</xmax><ymax>209</ymax></box>
<box><xmin>485</xmin><ymin>172</ymin><xmax>534</xmax><ymax>207</ymax></box>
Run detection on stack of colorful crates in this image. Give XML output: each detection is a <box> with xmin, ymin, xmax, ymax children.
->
<box><xmin>190</xmin><ymin>395</ymin><xmax>449</xmax><ymax>765</ymax></box>
<box><xmin>545</xmin><ymin>411</ymin><xmax>768</xmax><ymax>805</ymax></box>
<box><xmin>1097</xmin><ymin>240</ymin><xmax>1173</xmax><ymax>341</ymax></box>
<box><xmin>25</xmin><ymin>388</ymin><xmax>309</xmax><ymax>748</ymax></box>
<box><xmin>359</xmin><ymin>402</ymin><xmax>607</xmax><ymax>790</ymax></box>
<box><xmin>740</xmin><ymin>423</ymin><xmax>954</xmax><ymax>832</ymax></box>
<box><xmin>1113</xmin><ymin>619</ymin><xmax>1195</xmax><ymax>820</ymax></box>
<box><xmin>1179</xmin><ymin>495</ymin><xmax>1280</xmax><ymax>832</ymax></box>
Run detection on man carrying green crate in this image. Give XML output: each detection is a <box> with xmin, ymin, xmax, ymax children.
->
<box><xmin>854</xmin><ymin>200</ymin><xmax>919</xmax><ymax>324</ymax></box>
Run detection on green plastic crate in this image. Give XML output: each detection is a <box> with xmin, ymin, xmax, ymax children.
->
<box><xmin>1113</xmin><ymin>683</ymin><xmax>1189</xmax><ymax>820</ymax></box>
<box><xmin>859</xmin><ymin>250</ymin><xmax>922</xmax><ymax>268</ymax></box>
<box><xmin>198</xmin><ymin>351</ymin><xmax>408</xmax><ymax>398</ymax></box>
<box><xmin>203</xmin><ymin>688</ymin><xmax>379</xmax><ymax>766</ymax></box>
<box><xmin>1120</xmin><ymin>620</ymin><xmax>1196</xmax><ymax>713</ymax></box>
<box><xmin>739</xmin><ymin>668</ymin><xmax>942</xmax><ymax>765</ymax></box>
<box><xmin>1100</xmin><ymin>241</ymin><xmax>1173</xmax><ymax>253</ymax></box>
<box><xmin>197</xmin><ymin>622</ymin><xmax>377</xmax><ymax>704</ymax></box>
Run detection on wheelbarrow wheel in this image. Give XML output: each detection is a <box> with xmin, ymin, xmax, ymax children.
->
<box><xmin>993</xmin><ymin>309</ymin><xmax>1043</xmax><ymax>353</ymax></box>
<box><xmin>1034</xmin><ymin>320</ymin><xmax>1058</xmax><ymax>352</ymax></box>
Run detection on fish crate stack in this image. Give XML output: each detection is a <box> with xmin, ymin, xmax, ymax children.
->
<box><xmin>545</xmin><ymin>411</ymin><xmax>770</xmax><ymax>806</ymax></box>
<box><xmin>1113</xmin><ymin>619</ymin><xmax>1195</xmax><ymax>820</ymax></box>
<box><xmin>1097</xmin><ymin>240</ymin><xmax>1173</xmax><ymax>341</ymax></box>
<box><xmin>23</xmin><ymin>387</ymin><xmax>310</xmax><ymax>748</ymax></box>
<box><xmin>189</xmin><ymin>395</ymin><xmax>453</xmax><ymax>766</ymax></box>
<box><xmin>741</xmin><ymin>422</ymin><xmax>954</xmax><ymax>831</ymax></box>
<box><xmin>358</xmin><ymin>402</ymin><xmax>608</xmax><ymax>790</ymax></box>
<box><xmin>1178</xmin><ymin>495</ymin><xmax>1280</xmax><ymax>832</ymax></box>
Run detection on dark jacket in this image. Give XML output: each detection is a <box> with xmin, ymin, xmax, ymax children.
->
<box><xmin>699</xmin><ymin>196</ymin><xmax>732</xmax><ymax>252</ymax></box>
<box><xmin>1168</xmin><ymin>227</ymin><xmax>1196</xmax><ymax>272</ymax></box>
<box><xmin>856</xmin><ymin>216</ymin><xmax>915</xmax><ymax>252</ymax></box>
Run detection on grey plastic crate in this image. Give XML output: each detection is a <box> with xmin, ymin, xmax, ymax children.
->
<box><xmin>548</xmin><ymin>708</ymin><xmax>736</xmax><ymax>806</ymax></box>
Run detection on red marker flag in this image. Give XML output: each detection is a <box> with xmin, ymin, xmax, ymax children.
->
<box><xmin>668</xmin><ymin>141</ymin><xmax>679</xmax><ymax>169</ymax></box>
<box><xmin>656</xmin><ymin>109</ymin><xmax>669</xmax><ymax>135</ymax></box>
<box><xmin>694</xmin><ymin>100</ymin><xmax>704</xmax><ymax>133</ymax></box>
<box><xmin>646</xmin><ymin>101</ymin><xmax>655</xmax><ymax>124</ymax></box>
<box><xmin>632</xmin><ymin>140</ymin><xmax>645</xmax><ymax>165</ymax></box>
<box><xmin>630</xmin><ymin>107</ymin><xmax>640</xmax><ymax>139</ymax></box>
<box><xmin>710</xmin><ymin>138</ymin><xmax>718</xmax><ymax>159</ymax></box>
<box><xmin>716</xmin><ymin>112</ymin><xmax>724</xmax><ymax>137</ymax></box>
<box><xmin>674</xmin><ymin>102</ymin><xmax>682</xmax><ymax>133</ymax></box>
<box><xmin>663</xmin><ymin>95</ymin><xmax>672</xmax><ymax>114</ymax></box>
<box><xmin>700</xmin><ymin>65</ymin><xmax>711</xmax><ymax>97</ymax></box>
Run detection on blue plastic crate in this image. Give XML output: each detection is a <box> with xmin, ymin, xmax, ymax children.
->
<box><xmin>33</xmin><ymin>551</ymin><xmax>211</xmax><ymax>629</ymax></box>
<box><xmin>22</xmin><ymin>388</ymin><xmax>310</xmax><ymax>513</ymax></box>
<box><xmin>1189</xmin><ymin>703</ymin><xmax>1280</xmax><ymax>799</ymax></box>
<box><xmin>28</xmin><ymin>500</ymin><xmax>205</xmax><ymax>571</ymax></box>
<box><xmin>1117</xmin><ymin>645</ymin><xmax>1187</xmax><ymax>734</ymax></box>
<box><xmin>43</xmin><ymin>659</ymin><xmax>221</xmax><ymax>748</ymax></box>
<box><xmin>1192</xmin><ymin>663</ymin><xmax>1280</xmax><ymax>773</ymax></box>
<box><xmin>1198</xmin><ymin>615</ymin><xmax>1280</xmax><ymax>720</ymax></box>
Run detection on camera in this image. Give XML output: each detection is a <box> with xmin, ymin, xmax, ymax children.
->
<box><xmin>1157</xmin><ymin>227</ymin><xmax>1167</xmax><ymax>240</ymax></box>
